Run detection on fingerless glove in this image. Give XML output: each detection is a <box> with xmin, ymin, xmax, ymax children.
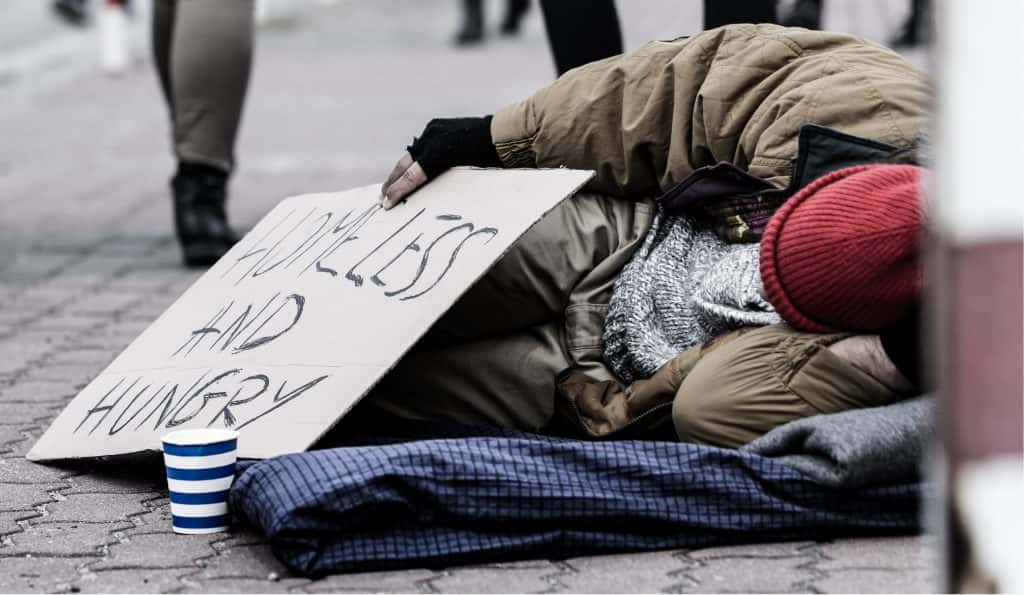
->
<box><xmin>407</xmin><ymin>116</ymin><xmax>502</xmax><ymax>178</ymax></box>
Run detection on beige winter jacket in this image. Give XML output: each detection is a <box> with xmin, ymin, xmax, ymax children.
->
<box><xmin>491</xmin><ymin>24</ymin><xmax>929</xmax><ymax>198</ymax></box>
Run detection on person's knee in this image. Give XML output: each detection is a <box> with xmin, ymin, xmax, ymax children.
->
<box><xmin>671</xmin><ymin>360</ymin><xmax>745</xmax><ymax>448</ymax></box>
<box><xmin>669</xmin><ymin>325</ymin><xmax>799</xmax><ymax>448</ymax></box>
<box><xmin>671</xmin><ymin>324</ymin><xmax>882</xmax><ymax>449</ymax></box>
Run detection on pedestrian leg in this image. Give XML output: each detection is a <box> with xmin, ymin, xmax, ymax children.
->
<box><xmin>157</xmin><ymin>0</ymin><xmax>255</xmax><ymax>267</ymax></box>
<box><xmin>703</xmin><ymin>0</ymin><xmax>777</xmax><ymax>29</ymax></box>
<box><xmin>538</xmin><ymin>0</ymin><xmax>623</xmax><ymax>75</ymax></box>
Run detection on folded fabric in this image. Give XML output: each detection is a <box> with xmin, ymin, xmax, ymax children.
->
<box><xmin>603</xmin><ymin>212</ymin><xmax>779</xmax><ymax>383</ymax></box>
<box><xmin>230</xmin><ymin>434</ymin><xmax>924</xmax><ymax>577</ymax></box>
<box><xmin>742</xmin><ymin>396</ymin><xmax>934</xmax><ymax>488</ymax></box>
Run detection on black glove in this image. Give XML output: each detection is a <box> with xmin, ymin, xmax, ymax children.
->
<box><xmin>380</xmin><ymin>116</ymin><xmax>500</xmax><ymax>209</ymax></box>
<box><xmin>407</xmin><ymin>116</ymin><xmax>501</xmax><ymax>178</ymax></box>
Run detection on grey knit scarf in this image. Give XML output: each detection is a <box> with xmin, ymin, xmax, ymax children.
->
<box><xmin>603</xmin><ymin>212</ymin><xmax>780</xmax><ymax>383</ymax></box>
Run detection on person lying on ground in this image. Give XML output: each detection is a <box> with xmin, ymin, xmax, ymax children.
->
<box><xmin>340</xmin><ymin>24</ymin><xmax>930</xmax><ymax>448</ymax></box>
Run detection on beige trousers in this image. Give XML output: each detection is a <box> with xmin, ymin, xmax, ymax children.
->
<box><xmin>345</xmin><ymin>193</ymin><xmax>655</xmax><ymax>432</ymax></box>
<box><xmin>671</xmin><ymin>325</ymin><xmax>907</xmax><ymax>448</ymax></box>
<box><xmin>153</xmin><ymin>0</ymin><xmax>255</xmax><ymax>172</ymax></box>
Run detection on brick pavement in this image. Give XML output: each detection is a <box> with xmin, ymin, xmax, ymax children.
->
<box><xmin>0</xmin><ymin>1</ymin><xmax>937</xmax><ymax>592</ymax></box>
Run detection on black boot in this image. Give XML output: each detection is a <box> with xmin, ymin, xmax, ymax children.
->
<box><xmin>500</xmin><ymin>0</ymin><xmax>529</xmax><ymax>35</ymax></box>
<box><xmin>455</xmin><ymin>0</ymin><xmax>485</xmax><ymax>45</ymax></box>
<box><xmin>53</xmin><ymin>0</ymin><xmax>89</xmax><ymax>27</ymax></box>
<box><xmin>172</xmin><ymin>163</ymin><xmax>238</xmax><ymax>267</ymax></box>
<box><xmin>891</xmin><ymin>0</ymin><xmax>928</xmax><ymax>47</ymax></box>
<box><xmin>890</xmin><ymin>15</ymin><xmax>923</xmax><ymax>47</ymax></box>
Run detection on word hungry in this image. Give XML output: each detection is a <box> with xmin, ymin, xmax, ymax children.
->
<box><xmin>73</xmin><ymin>369</ymin><xmax>329</xmax><ymax>435</ymax></box>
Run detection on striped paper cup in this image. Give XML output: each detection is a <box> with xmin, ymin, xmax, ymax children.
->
<box><xmin>161</xmin><ymin>429</ymin><xmax>239</xmax><ymax>535</ymax></box>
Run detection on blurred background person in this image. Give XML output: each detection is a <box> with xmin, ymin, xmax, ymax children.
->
<box><xmin>469</xmin><ymin>0</ymin><xmax>779</xmax><ymax>79</ymax></box>
<box><xmin>890</xmin><ymin>0</ymin><xmax>929</xmax><ymax>46</ymax></box>
<box><xmin>152</xmin><ymin>0</ymin><xmax>255</xmax><ymax>267</ymax></box>
<box><xmin>52</xmin><ymin>0</ymin><xmax>136</xmax><ymax>27</ymax></box>
<box><xmin>455</xmin><ymin>0</ymin><xmax>530</xmax><ymax>45</ymax></box>
<box><xmin>781</xmin><ymin>0</ymin><xmax>824</xmax><ymax>29</ymax></box>
<box><xmin>453</xmin><ymin>0</ymin><xmax>622</xmax><ymax>76</ymax></box>
<box><xmin>538</xmin><ymin>0</ymin><xmax>778</xmax><ymax>77</ymax></box>
<box><xmin>703</xmin><ymin>0</ymin><xmax>777</xmax><ymax>29</ymax></box>
<box><xmin>782</xmin><ymin>0</ymin><xmax>930</xmax><ymax>46</ymax></box>
<box><xmin>53</xmin><ymin>0</ymin><xmax>90</xmax><ymax>26</ymax></box>
<box><xmin>538</xmin><ymin>0</ymin><xmax>622</xmax><ymax>75</ymax></box>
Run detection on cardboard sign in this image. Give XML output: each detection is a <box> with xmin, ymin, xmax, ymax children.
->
<box><xmin>28</xmin><ymin>168</ymin><xmax>593</xmax><ymax>461</ymax></box>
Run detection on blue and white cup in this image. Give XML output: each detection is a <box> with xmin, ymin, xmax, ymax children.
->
<box><xmin>161</xmin><ymin>429</ymin><xmax>239</xmax><ymax>534</ymax></box>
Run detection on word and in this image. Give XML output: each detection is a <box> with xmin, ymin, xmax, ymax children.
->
<box><xmin>173</xmin><ymin>292</ymin><xmax>305</xmax><ymax>358</ymax></box>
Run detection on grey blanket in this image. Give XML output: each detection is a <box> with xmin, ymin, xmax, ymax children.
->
<box><xmin>743</xmin><ymin>397</ymin><xmax>934</xmax><ymax>488</ymax></box>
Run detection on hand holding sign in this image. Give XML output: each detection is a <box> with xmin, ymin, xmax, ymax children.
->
<box><xmin>29</xmin><ymin>168</ymin><xmax>592</xmax><ymax>461</ymax></box>
<box><xmin>381</xmin><ymin>117</ymin><xmax>501</xmax><ymax>209</ymax></box>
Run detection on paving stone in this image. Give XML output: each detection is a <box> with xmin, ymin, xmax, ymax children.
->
<box><xmin>20</xmin><ymin>363</ymin><xmax>99</xmax><ymax>385</ymax></box>
<box><xmin>3</xmin><ymin>328</ymin><xmax>80</xmax><ymax>350</ymax></box>
<box><xmin>104</xmin><ymin>261</ymin><xmax>185</xmax><ymax>282</ymax></box>
<box><xmin>559</xmin><ymin>550</ymin><xmax>686</xmax><ymax>593</ymax></box>
<box><xmin>0</xmin><ymin>307</ymin><xmax>28</xmax><ymax>324</ymax></box>
<box><xmin>0</xmin><ymin>425</ymin><xmax>31</xmax><ymax>447</ymax></box>
<box><xmin>62</xmin><ymin>292</ymin><xmax>145</xmax><ymax>319</ymax></box>
<box><xmin>44</xmin><ymin>348</ymin><xmax>119</xmax><ymax>368</ymax></box>
<box><xmin>0</xmin><ymin>509</ymin><xmax>41</xmax><ymax>537</ymax></box>
<box><xmin>58</xmin><ymin>254</ymin><xmax>143</xmax><ymax>279</ymax></box>
<box><xmin>0</xmin><ymin>380</ymin><xmax>78</xmax><ymax>403</ymax></box>
<box><xmin>194</xmin><ymin>542</ymin><xmax>291</xmax><ymax>580</ymax></box>
<box><xmin>120</xmin><ymin>500</ymin><xmax>173</xmax><ymax>534</ymax></box>
<box><xmin>64</xmin><ymin>340</ymin><xmax>128</xmax><ymax>353</ymax></box>
<box><xmin>66</xmin><ymin>470</ymin><xmax>165</xmax><ymax>495</ymax></box>
<box><xmin>686</xmin><ymin>541</ymin><xmax>817</xmax><ymax>559</ymax></box>
<box><xmin>813</xmin><ymin>567</ymin><xmax>938</xmax><ymax>594</ymax></box>
<box><xmin>816</xmin><ymin>535</ymin><xmax>938</xmax><ymax>571</ymax></box>
<box><xmin>30</xmin><ymin>272</ymin><xmax>109</xmax><ymax>293</ymax></box>
<box><xmin>0</xmin><ymin>457</ymin><xmax>78</xmax><ymax>484</ymax></box>
<box><xmin>302</xmin><ymin>568</ymin><xmax>439</xmax><ymax>593</ymax></box>
<box><xmin>0</xmin><ymin>341</ymin><xmax>54</xmax><ymax>374</ymax></box>
<box><xmin>1</xmin><ymin>251</ymin><xmax>82</xmax><ymax>285</ymax></box>
<box><xmin>0</xmin><ymin>554</ymin><xmax>86</xmax><ymax>592</ymax></box>
<box><xmin>93</xmin><ymin>238</ymin><xmax>167</xmax><ymax>259</ymax></box>
<box><xmin>213</xmin><ymin>530</ymin><xmax>268</xmax><ymax>549</ymax></box>
<box><xmin>675</xmin><ymin>550</ymin><xmax>816</xmax><ymax>593</ymax></box>
<box><xmin>0</xmin><ymin>482</ymin><xmax>62</xmax><ymax>512</ymax></box>
<box><xmin>2</xmin><ymin>425</ymin><xmax>43</xmax><ymax>450</ymax></box>
<box><xmin>43</xmin><ymin>492</ymin><xmax>150</xmax><ymax>524</ymax></box>
<box><xmin>426</xmin><ymin>560</ymin><xmax>564</xmax><ymax>593</ymax></box>
<box><xmin>3</xmin><ymin>520</ymin><xmax>129</xmax><ymax>557</ymax></box>
<box><xmin>74</xmin><ymin>567</ymin><xmax>189</xmax><ymax>594</ymax></box>
<box><xmin>0</xmin><ymin>438</ymin><xmax>34</xmax><ymax>459</ymax></box>
<box><xmin>182</xmin><ymin>576</ymin><xmax>310</xmax><ymax>593</ymax></box>
<box><xmin>0</xmin><ymin>402</ymin><xmax>63</xmax><ymax>425</ymax></box>
<box><xmin>92</xmin><ymin>530</ymin><xmax>222</xmax><ymax>570</ymax></box>
<box><xmin>20</xmin><ymin>311</ymin><xmax>101</xmax><ymax>335</ymax></box>
<box><xmin>6</xmin><ymin>287</ymin><xmax>73</xmax><ymax>311</ymax></box>
<box><xmin>58</xmin><ymin>337</ymin><xmax>134</xmax><ymax>355</ymax></box>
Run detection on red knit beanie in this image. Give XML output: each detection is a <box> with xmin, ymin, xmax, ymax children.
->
<box><xmin>760</xmin><ymin>164</ymin><xmax>925</xmax><ymax>333</ymax></box>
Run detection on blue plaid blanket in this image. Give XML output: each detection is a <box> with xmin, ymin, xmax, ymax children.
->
<box><xmin>229</xmin><ymin>434</ymin><xmax>924</xmax><ymax>577</ymax></box>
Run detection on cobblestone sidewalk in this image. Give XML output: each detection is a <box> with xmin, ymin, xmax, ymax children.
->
<box><xmin>1</xmin><ymin>1</ymin><xmax>937</xmax><ymax>592</ymax></box>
